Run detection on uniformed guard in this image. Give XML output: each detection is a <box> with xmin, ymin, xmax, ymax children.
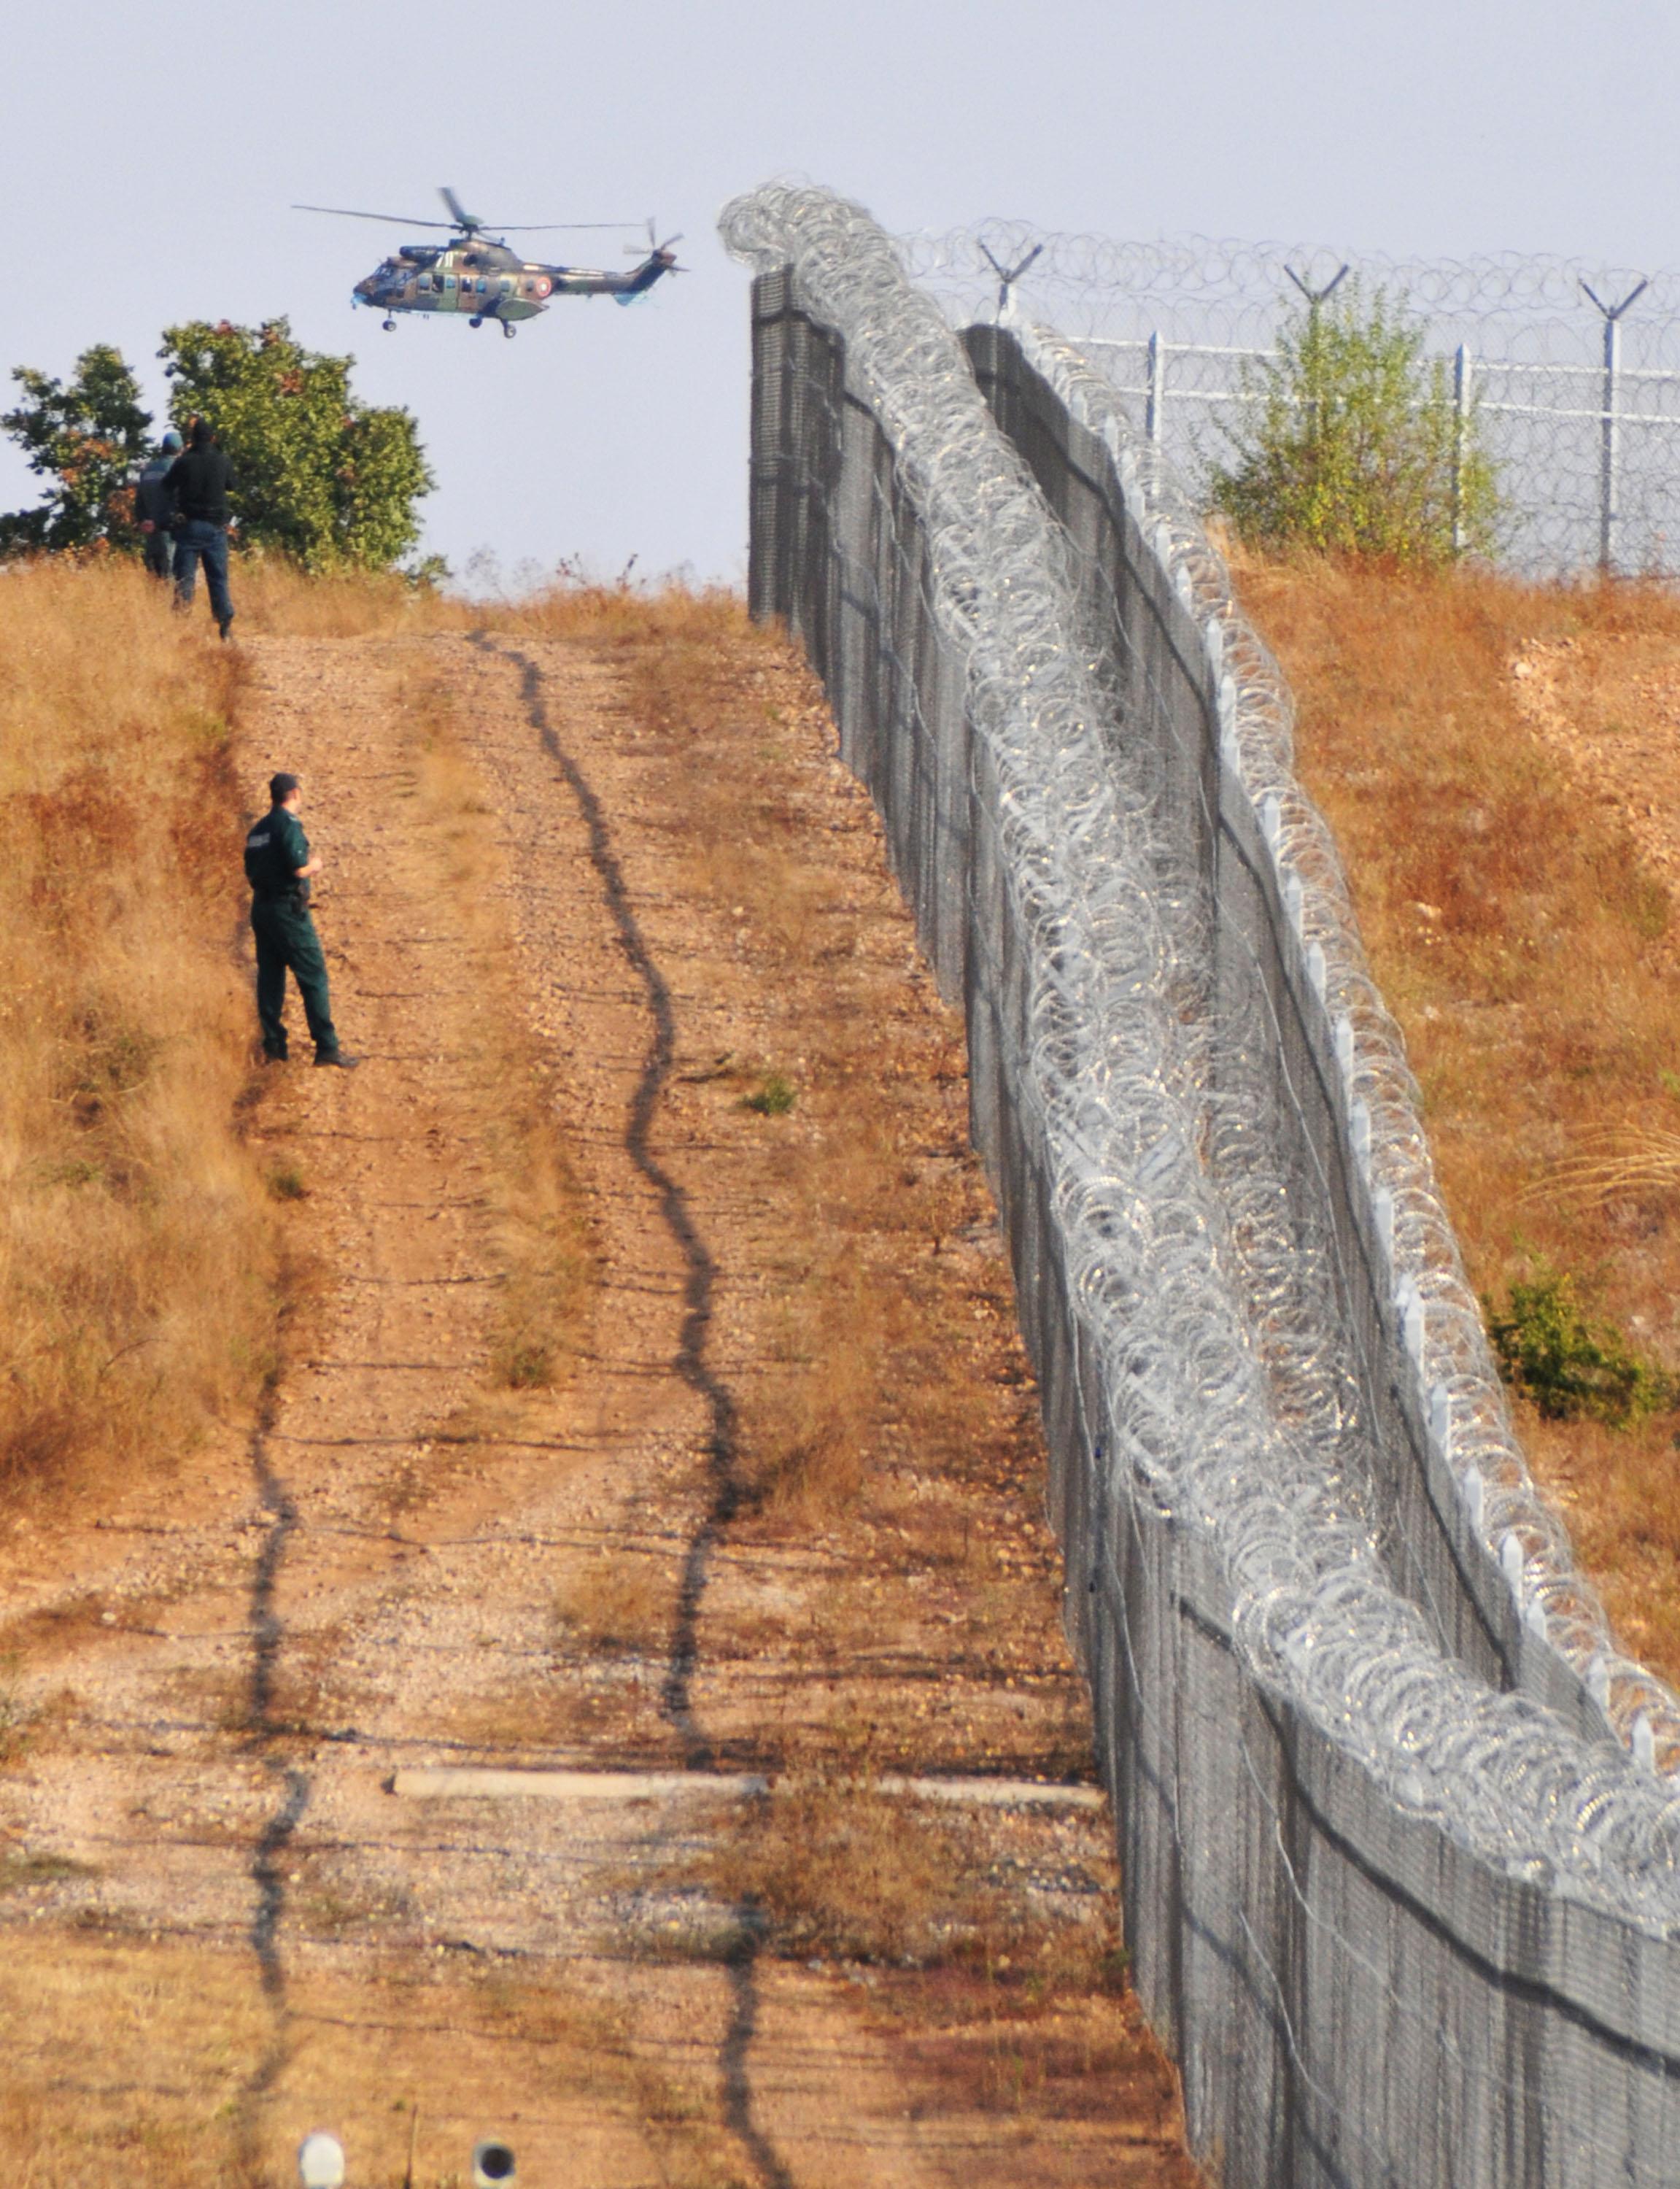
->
<box><xmin>244</xmin><ymin>773</ymin><xmax>358</xmax><ymax>1068</ymax></box>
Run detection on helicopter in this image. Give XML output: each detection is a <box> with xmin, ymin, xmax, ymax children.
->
<box><xmin>293</xmin><ymin>188</ymin><xmax>684</xmax><ymax>338</ymax></box>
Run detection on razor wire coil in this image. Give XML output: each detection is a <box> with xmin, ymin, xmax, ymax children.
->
<box><xmin>720</xmin><ymin>181</ymin><xmax>1680</xmax><ymax>1920</ymax></box>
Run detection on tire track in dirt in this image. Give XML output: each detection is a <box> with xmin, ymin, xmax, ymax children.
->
<box><xmin>469</xmin><ymin>637</ymin><xmax>738</xmax><ymax>1765</ymax></box>
<box><xmin>471</xmin><ymin>633</ymin><xmax>791</xmax><ymax>2189</ymax></box>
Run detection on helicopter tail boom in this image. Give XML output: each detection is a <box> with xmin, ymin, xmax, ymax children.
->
<box><xmin>612</xmin><ymin>249</ymin><xmax>679</xmax><ymax>304</ymax></box>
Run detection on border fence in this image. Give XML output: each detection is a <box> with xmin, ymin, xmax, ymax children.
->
<box><xmin>898</xmin><ymin>226</ymin><xmax>1680</xmax><ymax>577</ymax></box>
<box><xmin>722</xmin><ymin>182</ymin><xmax>1680</xmax><ymax>2188</ymax></box>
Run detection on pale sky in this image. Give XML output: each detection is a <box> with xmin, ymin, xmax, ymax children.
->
<box><xmin>3</xmin><ymin>0</ymin><xmax>1676</xmax><ymax>585</ymax></box>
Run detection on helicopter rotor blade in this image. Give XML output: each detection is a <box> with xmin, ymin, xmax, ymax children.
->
<box><xmin>440</xmin><ymin>185</ymin><xmax>478</xmax><ymax>230</ymax></box>
<box><xmin>293</xmin><ymin>202</ymin><xmax>457</xmax><ymax>228</ymax></box>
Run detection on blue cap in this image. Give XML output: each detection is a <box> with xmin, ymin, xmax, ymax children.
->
<box><xmin>161</xmin><ymin>428</ymin><xmax>183</xmax><ymax>452</ymax></box>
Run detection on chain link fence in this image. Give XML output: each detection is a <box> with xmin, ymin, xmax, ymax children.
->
<box><xmin>723</xmin><ymin>181</ymin><xmax>1680</xmax><ymax>2189</ymax></box>
<box><xmin>899</xmin><ymin>226</ymin><xmax>1680</xmax><ymax>576</ymax></box>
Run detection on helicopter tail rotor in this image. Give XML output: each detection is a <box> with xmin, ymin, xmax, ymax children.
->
<box><xmin>624</xmin><ymin>217</ymin><xmax>683</xmax><ymax>256</ymax></box>
<box><xmin>622</xmin><ymin>218</ymin><xmax>686</xmax><ymax>273</ymax></box>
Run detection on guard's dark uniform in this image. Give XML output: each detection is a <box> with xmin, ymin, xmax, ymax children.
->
<box><xmin>244</xmin><ymin>804</ymin><xmax>341</xmax><ymax>1060</ymax></box>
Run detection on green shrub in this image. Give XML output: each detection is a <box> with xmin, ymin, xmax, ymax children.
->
<box><xmin>743</xmin><ymin>1072</ymin><xmax>797</xmax><ymax>1116</ymax></box>
<box><xmin>1209</xmin><ymin>282</ymin><xmax>1501</xmax><ymax>565</ymax></box>
<box><xmin>1487</xmin><ymin>1264</ymin><xmax>1673</xmax><ymax>1426</ymax></box>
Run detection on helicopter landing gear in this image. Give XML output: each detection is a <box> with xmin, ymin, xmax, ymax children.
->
<box><xmin>469</xmin><ymin>314</ymin><xmax>483</xmax><ymax>328</ymax></box>
<box><xmin>382</xmin><ymin>318</ymin><xmax>396</xmax><ymax>332</ymax></box>
<box><xmin>501</xmin><ymin>320</ymin><xmax>516</xmax><ymax>339</ymax></box>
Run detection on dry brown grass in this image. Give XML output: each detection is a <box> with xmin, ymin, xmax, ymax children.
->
<box><xmin>491</xmin><ymin>576</ymin><xmax>751</xmax><ymax>652</ymax></box>
<box><xmin>708</xmin><ymin>1767</ymin><xmax>1119</xmax><ymax>1979</ymax></box>
<box><xmin>1234</xmin><ymin>550</ymin><xmax>1680</xmax><ymax>1672</ymax></box>
<box><xmin>231</xmin><ymin>557</ymin><xmax>741</xmax><ymax>647</ymax></box>
<box><xmin>554</xmin><ymin>1550</ymin><xmax>674</xmax><ymax>1657</ymax></box>
<box><xmin>0</xmin><ymin>559</ymin><xmax>283</xmax><ymax>1510</ymax></box>
<box><xmin>225</xmin><ymin>555</ymin><xmax>469</xmax><ymax>638</ymax></box>
<box><xmin>0</xmin><ymin>1931</ymin><xmax>735</xmax><ymax>2188</ymax></box>
<box><xmin>691</xmin><ymin>1764</ymin><xmax>1199</xmax><ymax>2167</ymax></box>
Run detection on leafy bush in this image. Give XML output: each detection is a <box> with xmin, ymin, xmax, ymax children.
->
<box><xmin>160</xmin><ymin>317</ymin><xmax>432</xmax><ymax>569</ymax></box>
<box><xmin>1487</xmin><ymin>1264</ymin><xmax>1673</xmax><ymax>1426</ymax></box>
<box><xmin>0</xmin><ymin>347</ymin><xmax>152</xmax><ymax>554</ymax></box>
<box><xmin>1209</xmin><ymin>282</ymin><xmax>1500</xmax><ymax>564</ymax></box>
<box><xmin>744</xmin><ymin>1071</ymin><xmax>797</xmax><ymax>1116</ymax></box>
<box><xmin>1</xmin><ymin>321</ymin><xmax>433</xmax><ymax>572</ymax></box>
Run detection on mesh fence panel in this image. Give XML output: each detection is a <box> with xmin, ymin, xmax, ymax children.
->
<box><xmin>724</xmin><ymin>183</ymin><xmax>1680</xmax><ymax>2189</ymax></box>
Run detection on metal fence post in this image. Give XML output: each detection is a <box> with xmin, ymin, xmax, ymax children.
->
<box><xmin>1583</xmin><ymin>277</ymin><xmax>1649</xmax><ymax>574</ymax></box>
<box><xmin>1599</xmin><ymin>305</ymin><xmax>1622</xmax><ymax>574</ymax></box>
<box><xmin>1146</xmin><ymin>330</ymin><xmax>1164</xmax><ymax>446</ymax></box>
<box><xmin>1452</xmin><ymin>343</ymin><xmax>1472</xmax><ymax>556</ymax></box>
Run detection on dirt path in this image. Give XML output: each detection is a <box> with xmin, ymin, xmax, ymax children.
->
<box><xmin>0</xmin><ymin>623</ymin><xmax>1195</xmax><ymax>2188</ymax></box>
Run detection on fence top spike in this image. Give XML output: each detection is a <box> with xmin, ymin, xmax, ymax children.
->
<box><xmin>1285</xmin><ymin>262</ymin><xmax>1350</xmax><ymax>307</ymax></box>
<box><xmin>1581</xmin><ymin>275</ymin><xmax>1649</xmax><ymax>320</ymax></box>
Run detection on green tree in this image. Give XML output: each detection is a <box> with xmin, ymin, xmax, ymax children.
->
<box><xmin>0</xmin><ymin>344</ymin><xmax>153</xmax><ymax>554</ymax></box>
<box><xmin>1209</xmin><ymin>283</ymin><xmax>1501</xmax><ymax>564</ymax></box>
<box><xmin>160</xmin><ymin>317</ymin><xmax>433</xmax><ymax>568</ymax></box>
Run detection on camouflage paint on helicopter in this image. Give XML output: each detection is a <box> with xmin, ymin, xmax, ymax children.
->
<box><xmin>296</xmin><ymin>188</ymin><xmax>683</xmax><ymax>339</ymax></box>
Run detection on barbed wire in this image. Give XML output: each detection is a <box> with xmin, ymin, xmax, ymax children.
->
<box><xmin>899</xmin><ymin>227</ymin><xmax>1680</xmax><ymax>575</ymax></box>
<box><xmin>899</xmin><ymin>225</ymin><xmax>1677</xmax><ymax>358</ymax></box>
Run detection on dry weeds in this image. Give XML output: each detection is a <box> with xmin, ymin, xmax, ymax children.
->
<box><xmin>0</xmin><ymin>558</ymin><xmax>284</xmax><ymax>1511</ymax></box>
<box><xmin>0</xmin><ymin>1931</ymin><xmax>736</xmax><ymax>2188</ymax></box>
<box><xmin>232</xmin><ymin>557</ymin><xmax>738</xmax><ymax>649</ymax></box>
<box><xmin>224</xmin><ymin>555</ymin><xmax>468</xmax><ymax>638</ymax></box>
<box><xmin>1235</xmin><ymin>550</ymin><xmax>1680</xmax><ymax>1675</ymax></box>
<box><xmin>705</xmin><ymin>1765</ymin><xmax>1115</xmax><ymax>1981</ymax></box>
<box><xmin>554</xmin><ymin>1550</ymin><xmax>675</xmax><ymax>1658</ymax></box>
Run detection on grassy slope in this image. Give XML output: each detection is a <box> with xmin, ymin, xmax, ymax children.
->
<box><xmin>0</xmin><ymin>561</ymin><xmax>282</xmax><ymax>1506</ymax></box>
<box><xmin>1235</xmin><ymin>552</ymin><xmax>1680</xmax><ymax>1678</ymax></box>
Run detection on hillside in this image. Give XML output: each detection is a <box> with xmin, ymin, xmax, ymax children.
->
<box><xmin>1236</xmin><ymin>553</ymin><xmax>1680</xmax><ymax>1680</ymax></box>
<box><xmin>0</xmin><ymin>565</ymin><xmax>1196</xmax><ymax>2188</ymax></box>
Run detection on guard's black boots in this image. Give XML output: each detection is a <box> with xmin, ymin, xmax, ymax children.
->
<box><xmin>314</xmin><ymin>1049</ymin><xmax>360</xmax><ymax>1070</ymax></box>
<box><xmin>218</xmin><ymin>617</ymin><xmax>234</xmax><ymax>641</ymax></box>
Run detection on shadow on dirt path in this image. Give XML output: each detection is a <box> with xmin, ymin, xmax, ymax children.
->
<box><xmin>235</xmin><ymin>1381</ymin><xmax>308</xmax><ymax>2171</ymax></box>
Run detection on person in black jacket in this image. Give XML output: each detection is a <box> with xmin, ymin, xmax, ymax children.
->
<box><xmin>133</xmin><ymin>428</ymin><xmax>183</xmax><ymax>579</ymax></box>
<box><xmin>164</xmin><ymin>417</ymin><xmax>237</xmax><ymax>638</ymax></box>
